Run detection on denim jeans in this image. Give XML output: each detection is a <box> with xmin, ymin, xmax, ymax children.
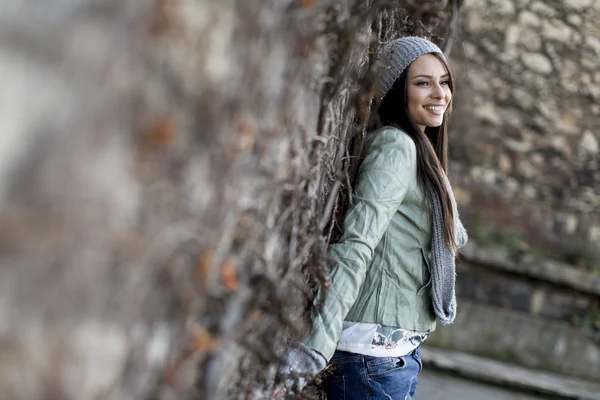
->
<box><xmin>324</xmin><ymin>347</ymin><xmax>423</xmax><ymax>400</ymax></box>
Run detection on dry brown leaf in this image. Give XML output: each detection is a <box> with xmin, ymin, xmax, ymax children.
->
<box><xmin>300</xmin><ymin>0</ymin><xmax>318</xmax><ymax>7</ymax></box>
<box><xmin>190</xmin><ymin>325</ymin><xmax>219</xmax><ymax>354</ymax></box>
<box><xmin>196</xmin><ymin>252</ymin><xmax>214</xmax><ymax>280</ymax></box>
<box><xmin>137</xmin><ymin>117</ymin><xmax>178</xmax><ymax>163</ymax></box>
<box><xmin>238</xmin><ymin>120</ymin><xmax>256</xmax><ymax>150</ymax></box>
<box><xmin>148</xmin><ymin>118</ymin><xmax>177</xmax><ymax>149</ymax></box>
<box><xmin>149</xmin><ymin>0</ymin><xmax>177</xmax><ymax>36</ymax></box>
<box><xmin>221</xmin><ymin>259</ymin><xmax>240</xmax><ymax>292</ymax></box>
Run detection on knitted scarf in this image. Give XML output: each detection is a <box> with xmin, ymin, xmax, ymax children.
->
<box><xmin>428</xmin><ymin>174</ymin><xmax>468</xmax><ymax>325</ymax></box>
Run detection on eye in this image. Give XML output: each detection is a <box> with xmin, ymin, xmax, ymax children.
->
<box><xmin>441</xmin><ymin>80</ymin><xmax>450</xmax><ymax>86</ymax></box>
<box><xmin>415</xmin><ymin>81</ymin><xmax>429</xmax><ymax>87</ymax></box>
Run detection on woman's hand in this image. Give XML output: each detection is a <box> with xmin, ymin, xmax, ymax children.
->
<box><xmin>271</xmin><ymin>342</ymin><xmax>327</xmax><ymax>398</ymax></box>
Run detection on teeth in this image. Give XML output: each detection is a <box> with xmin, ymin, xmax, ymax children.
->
<box><xmin>424</xmin><ymin>105</ymin><xmax>444</xmax><ymax>111</ymax></box>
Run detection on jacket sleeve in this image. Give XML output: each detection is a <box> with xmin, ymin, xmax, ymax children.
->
<box><xmin>303</xmin><ymin>129</ymin><xmax>417</xmax><ymax>360</ymax></box>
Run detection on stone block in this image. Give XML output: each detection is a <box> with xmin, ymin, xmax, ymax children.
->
<box><xmin>488</xmin><ymin>0</ymin><xmax>516</xmax><ymax>16</ymax></box>
<box><xmin>455</xmin><ymin>261</ymin><xmax>597</xmax><ymax>321</ymax></box>
<box><xmin>529</xmin><ymin>1</ymin><xmax>557</xmax><ymax>18</ymax></box>
<box><xmin>427</xmin><ymin>299</ymin><xmax>600</xmax><ymax>382</ymax></box>
<box><xmin>542</xmin><ymin>19</ymin><xmax>574</xmax><ymax>42</ymax></box>
<box><xmin>518</xmin><ymin>10</ymin><xmax>541</xmax><ymax>27</ymax></box>
<box><xmin>567</xmin><ymin>13</ymin><xmax>583</xmax><ymax>25</ymax></box>
<box><xmin>521</xmin><ymin>53</ymin><xmax>553</xmax><ymax>74</ymax></box>
<box><xmin>567</xmin><ymin>0</ymin><xmax>594</xmax><ymax>11</ymax></box>
<box><xmin>461</xmin><ymin>241</ymin><xmax>600</xmax><ymax>297</ymax></box>
<box><xmin>579</xmin><ymin>131</ymin><xmax>599</xmax><ymax>156</ymax></box>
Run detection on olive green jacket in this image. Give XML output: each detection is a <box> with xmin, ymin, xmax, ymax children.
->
<box><xmin>304</xmin><ymin>127</ymin><xmax>435</xmax><ymax>360</ymax></box>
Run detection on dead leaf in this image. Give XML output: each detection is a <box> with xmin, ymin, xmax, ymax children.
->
<box><xmin>196</xmin><ymin>252</ymin><xmax>214</xmax><ymax>280</ymax></box>
<box><xmin>238</xmin><ymin>120</ymin><xmax>256</xmax><ymax>150</ymax></box>
<box><xmin>137</xmin><ymin>117</ymin><xmax>178</xmax><ymax>162</ymax></box>
<box><xmin>148</xmin><ymin>118</ymin><xmax>177</xmax><ymax>148</ymax></box>
<box><xmin>190</xmin><ymin>325</ymin><xmax>218</xmax><ymax>354</ymax></box>
<box><xmin>300</xmin><ymin>0</ymin><xmax>317</xmax><ymax>7</ymax></box>
<box><xmin>149</xmin><ymin>0</ymin><xmax>176</xmax><ymax>36</ymax></box>
<box><xmin>221</xmin><ymin>259</ymin><xmax>239</xmax><ymax>291</ymax></box>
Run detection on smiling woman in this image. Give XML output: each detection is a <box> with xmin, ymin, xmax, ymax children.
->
<box><xmin>407</xmin><ymin>54</ymin><xmax>452</xmax><ymax>132</ymax></box>
<box><xmin>277</xmin><ymin>37</ymin><xmax>467</xmax><ymax>400</ymax></box>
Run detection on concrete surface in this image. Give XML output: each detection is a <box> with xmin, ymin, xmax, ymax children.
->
<box><xmin>416</xmin><ymin>369</ymin><xmax>552</xmax><ymax>400</ymax></box>
<box><xmin>421</xmin><ymin>346</ymin><xmax>600</xmax><ymax>400</ymax></box>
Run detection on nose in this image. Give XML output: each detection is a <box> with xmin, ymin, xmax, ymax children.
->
<box><xmin>431</xmin><ymin>84</ymin><xmax>445</xmax><ymax>99</ymax></box>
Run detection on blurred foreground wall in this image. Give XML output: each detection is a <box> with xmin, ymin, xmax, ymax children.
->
<box><xmin>0</xmin><ymin>1</ymin><xmax>460</xmax><ymax>399</ymax></box>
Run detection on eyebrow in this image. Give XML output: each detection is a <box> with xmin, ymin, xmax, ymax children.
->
<box><xmin>411</xmin><ymin>74</ymin><xmax>450</xmax><ymax>80</ymax></box>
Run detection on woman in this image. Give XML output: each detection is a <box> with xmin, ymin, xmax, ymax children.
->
<box><xmin>278</xmin><ymin>37</ymin><xmax>467</xmax><ymax>400</ymax></box>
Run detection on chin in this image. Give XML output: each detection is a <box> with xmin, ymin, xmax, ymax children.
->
<box><xmin>425</xmin><ymin>119</ymin><xmax>444</xmax><ymax>128</ymax></box>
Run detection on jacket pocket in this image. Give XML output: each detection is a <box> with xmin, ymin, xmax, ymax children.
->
<box><xmin>417</xmin><ymin>248</ymin><xmax>432</xmax><ymax>295</ymax></box>
<box><xmin>420</xmin><ymin>248</ymin><xmax>431</xmax><ymax>272</ymax></box>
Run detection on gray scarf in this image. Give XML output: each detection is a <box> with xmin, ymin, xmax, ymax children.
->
<box><xmin>428</xmin><ymin>174</ymin><xmax>468</xmax><ymax>325</ymax></box>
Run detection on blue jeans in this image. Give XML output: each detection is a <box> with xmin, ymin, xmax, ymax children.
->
<box><xmin>324</xmin><ymin>348</ymin><xmax>423</xmax><ymax>400</ymax></box>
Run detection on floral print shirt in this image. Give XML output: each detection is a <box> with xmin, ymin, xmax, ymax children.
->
<box><xmin>336</xmin><ymin>321</ymin><xmax>429</xmax><ymax>357</ymax></box>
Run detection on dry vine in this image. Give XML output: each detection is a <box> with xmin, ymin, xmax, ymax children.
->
<box><xmin>144</xmin><ymin>0</ymin><xmax>467</xmax><ymax>398</ymax></box>
<box><xmin>0</xmin><ymin>1</ymin><xmax>463</xmax><ymax>400</ymax></box>
<box><xmin>215</xmin><ymin>1</ymin><xmax>465</xmax><ymax>399</ymax></box>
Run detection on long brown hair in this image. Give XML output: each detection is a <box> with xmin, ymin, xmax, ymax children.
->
<box><xmin>376</xmin><ymin>53</ymin><xmax>456</xmax><ymax>249</ymax></box>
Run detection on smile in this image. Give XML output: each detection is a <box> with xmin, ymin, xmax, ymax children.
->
<box><xmin>423</xmin><ymin>105</ymin><xmax>445</xmax><ymax>115</ymax></box>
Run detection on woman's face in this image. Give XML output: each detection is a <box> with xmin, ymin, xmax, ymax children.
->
<box><xmin>406</xmin><ymin>54</ymin><xmax>452</xmax><ymax>132</ymax></box>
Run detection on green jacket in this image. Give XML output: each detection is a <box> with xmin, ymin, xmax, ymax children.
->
<box><xmin>304</xmin><ymin>127</ymin><xmax>435</xmax><ymax>360</ymax></box>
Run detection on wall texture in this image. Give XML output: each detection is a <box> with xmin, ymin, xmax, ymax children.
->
<box><xmin>427</xmin><ymin>299</ymin><xmax>600</xmax><ymax>382</ymax></box>
<box><xmin>0</xmin><ymin>1</ymin><xmax>461</xmax><ymax>399</ymax></box>
<box><xmin>449</xmin><ymin>0</ymin><xmax>600</xmax><ymax>247</ymax></box>
<box><xmin>427</xmin><ymin>241</ymin><xmax>600</xmax><ymax>382</ymax></box>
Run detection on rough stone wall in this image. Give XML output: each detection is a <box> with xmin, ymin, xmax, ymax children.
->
<box><xmin>449</xmin><ymin>0</ymin><xmax>600</xmax><ymax>248</ymax></box>
<box><xmin>428</xmin><ymin>299</ymin><xmax>600</xmax><ymax>381</ymax></box>
<box><xmin>427</xmin><ymin>242</ymin><xmax>600</xmax><ymax>381</ymax></box>
<box><xmin>0</xmin><ymin>1</ymin><xmax>461</xmax><ymax>399</ymax></box>
<box><xmin>458</xmin><ymin>241</ymin><xmax>600</xmax><ymax>327</ymax></box>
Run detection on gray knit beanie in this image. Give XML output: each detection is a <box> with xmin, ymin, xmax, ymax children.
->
<box><xmin>377</xmin><ymin>37</ymin><xmax>447</xmax><ymax>99</ymax></box>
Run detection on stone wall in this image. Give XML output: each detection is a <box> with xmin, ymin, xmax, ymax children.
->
<box><xmin>449</xmin><ymin>0</ymin><xmax>600</xmax><ymax>247</ymax></box>
<box><xmin>428</xmin><ymin>299</ymin><xmax>600</xmax><ymax>382</ymax></box>
<box><xmin>427</xmin><ymin>241</ymin><xmax>600</xmax><ymax>382</ymax></box>
<box><xmin>0</xmin><ymin>1</ymin><xmax>371</xmax><ymax>399</ymax></box>
<box><xmin>0</xmin><ymin>1</ymin><xmax>462</xmax><ymax>399</ymax></box>
<box><xmin>458</xmin><ymin>241</ymin><xmax>600</xmax><ymax>324</ymax></box>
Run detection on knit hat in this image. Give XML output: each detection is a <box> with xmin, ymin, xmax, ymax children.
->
<box><xmin>377</xmin><ymin>37</ymin><xmax>447</xmax><ymax>99</ymax></box>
